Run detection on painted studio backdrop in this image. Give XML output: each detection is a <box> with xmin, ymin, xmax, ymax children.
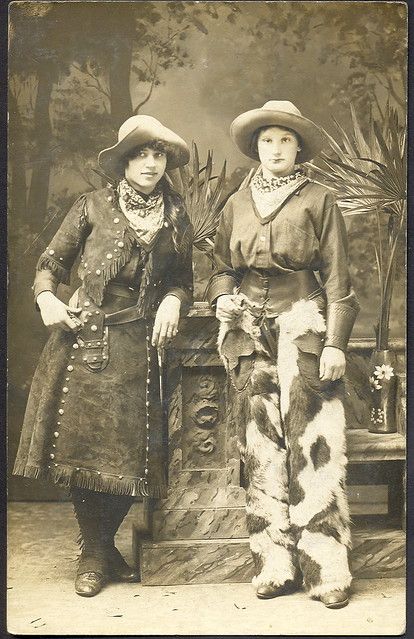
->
<box><xmin>8</xmin><ymin>1</ymin><xmax>406</xmax><ymax>500</ymax></box>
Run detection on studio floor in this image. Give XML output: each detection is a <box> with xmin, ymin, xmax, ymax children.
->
<box><xmin>7</xmin><ymin>502</ymin><xmax>406</xmax><ymax>636</ymax></box>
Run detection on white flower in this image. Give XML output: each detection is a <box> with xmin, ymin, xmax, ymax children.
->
<box><xmin>374</xmin><ymin>364</ymin><xmax>395</xmax><ymax>381</ymax></box>
<box><xmin>369</xmin><ymin>375</ymin><xmax>382</xmax><ymax>391</ymax></box>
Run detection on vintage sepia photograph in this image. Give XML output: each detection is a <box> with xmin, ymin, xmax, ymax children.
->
<box><xmin>7</xmin><ymin>0</ymin><xmax>407</xmax><ymax>635</ymax></box>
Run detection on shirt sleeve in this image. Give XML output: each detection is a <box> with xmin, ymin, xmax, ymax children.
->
<box><xmin>205</xmin><ymin>199</ymin><xmax>241</xmax><ymax>306</ymax></box>
<box><xmin>32</xmin><ymin>194</ymin><xmax>91</xmax><ymax>301</ymax></box>
<box><xmin>161</xmin><ymin>223</ymin><xmax>194</xmax><ymax>317</ymax></box>
<box><xmin>318</xmin><ymin>191</ymin><xmax>360</xmax><ymax>351</ymax></box>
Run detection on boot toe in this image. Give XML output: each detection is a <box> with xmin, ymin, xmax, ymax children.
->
<box><xmin>75</xmin><ymin>571</ymin><xmax>106</xmax><ymax>597</ymax></box>
<box><xmin>114</xmin><ymin>568</ymin><xmax>140</xmax><ymax>583</ymax></box>
<box><xmin>256</xmin><ymin>580</ymin><xmax>297</xmax><ymax>599</ymax></box>
<box><xmin>319</xmin><ymin>590</ymin><xmax>349</xmax><ymax>609</ymax></box>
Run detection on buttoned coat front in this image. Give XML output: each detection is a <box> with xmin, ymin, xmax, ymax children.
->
<box><xmin>13</xmin><ymin>183</ymin><xmax>193</xmax><ymax>498</ymax></box>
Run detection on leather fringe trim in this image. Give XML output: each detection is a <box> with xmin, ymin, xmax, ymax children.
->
<box><xmin>83</xmin><ymin>228</ymin><xmax>137</xmax><ymax>306</ymax></box>
<box><xmin>36</xmin><ymin>255</ymin><xmax>70</xmax><ymax>285</ymax></box>
<box><xmin>13</xmin><ymin>462</ymin><xmax>166</xmax><ymax>498</ymax></box>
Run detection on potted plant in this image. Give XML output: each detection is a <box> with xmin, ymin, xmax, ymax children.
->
<box><xmin>309</xmin><ymin>104</ymin><xmax>406</xmax><ymax>433</ymax></box>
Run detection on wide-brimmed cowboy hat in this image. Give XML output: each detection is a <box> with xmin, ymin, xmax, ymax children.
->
<box><xmin>98</xmin><ymin>115</ymin><xmax>190</xmax><ymax>179</ymax></box>
<box><xmin>230</xmin><ymin>100</ymin><xmax>326</xmax><ymax>163</ymax></box>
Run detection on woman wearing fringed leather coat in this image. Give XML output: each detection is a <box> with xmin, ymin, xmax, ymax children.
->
<box><xmin>13</xmin><ymin>116</ymin><xmax>193</xmax><ymax>597</ymax></box>
<box><xmin>206</xmin><ymin>101</ymin><xmax>359</xmax><ymax>609</ymax></box>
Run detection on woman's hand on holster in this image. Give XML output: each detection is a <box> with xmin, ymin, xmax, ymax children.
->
<box><xmin>319</xmin><ymin>345</ymin><xmax>346</xmax><ymax>381</ymax></box>
<box><xmin>152</xmin><ymin>295</ymin><xmax>181</xmax><ymax>348</ymax></box>
<box><xmin>216</xmin><ymin>294</ymin><xmax>244</xmax><ymax>322</ymax></box>
<box><xmin>36</xmin><ymin>291</ymin><xmax>82</xmax><ymax>332</ymax></box>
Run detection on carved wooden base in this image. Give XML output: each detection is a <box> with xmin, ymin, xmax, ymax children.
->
<box><xmin>134</xmin><ymin>526</ymin><xmax>405</xmax><ymax>586</ymax></box>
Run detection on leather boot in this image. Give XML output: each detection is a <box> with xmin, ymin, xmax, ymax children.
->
<box><xmin>319</xmin><ymin>589</ymin><xmax>349</xmax><ymax>609</ymax></box>
<box><xmin>71</xmin><ymin>488</ymin><xmax>110</xmax><ymax>597</ymax></box>
<box><xmin>256</xmin><ymin>567</ymin><xmax>302</xmax><ymax>599</ymax></box>
<box><xmin>101</xmin><ymin>493</ymin><xmax>139</xmax><ymax>583</ymax></box>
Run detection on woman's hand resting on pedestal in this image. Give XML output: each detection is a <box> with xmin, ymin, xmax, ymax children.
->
<box><xmin>152</xmin><ymin>295</ymin><xmax>181</xmax><ymax>348</ymax></box>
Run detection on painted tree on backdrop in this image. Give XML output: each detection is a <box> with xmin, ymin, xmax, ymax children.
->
<box><xmin>8</xmin><ymin>1</ymin><xmax>239</xmax><ymax>235</ymax></box>
<box><xmin>238</xmin><ymin>2</ymin><xmax>406</xmax><ymax>121</ymax></box>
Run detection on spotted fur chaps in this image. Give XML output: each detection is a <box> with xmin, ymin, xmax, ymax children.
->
<box><xmin>218</xmin><ymin>296</ymin><xmax>352</xmax><ymax>598</ymax></box>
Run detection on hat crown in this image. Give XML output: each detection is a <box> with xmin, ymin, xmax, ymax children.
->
<box><xmin>118</xmin><ymin>115</ymin><xmax>161</xmax><ymax>143</ymax></box>
<box><xmin>261</xmin><ymin>101</ymin><xmax>302</xmax><ymax>117</ymax></box>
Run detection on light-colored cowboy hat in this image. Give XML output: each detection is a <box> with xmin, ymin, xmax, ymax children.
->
<box><xmin>98</xmin><ymin>115</ymin><xmax>190</xmax><ymax>179</ymax></box>
<box><xmin>230</xmin><ymin>100</ymin><xmax>326</xmax><ymax>163</ymax></box>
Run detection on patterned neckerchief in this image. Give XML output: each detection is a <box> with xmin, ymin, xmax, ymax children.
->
<box><xmin>251</xmin><ymin>167</ymin><xmax>305</xmax><ymax>193</ymax></box>
<box><xmin>117</xmin><ymin>179</ymin><xmax>165</xmax><ymax>248</ymax></box>
<box><xmin>250</xmin><ymin>167</ymin><xmax>308</xmax><ymax>218</ymax></box>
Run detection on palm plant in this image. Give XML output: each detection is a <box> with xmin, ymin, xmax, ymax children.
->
<box><xmin>168</xmin><ymin>142</ymin><xmax>227</xmax><ymax>261</ymax></box>
<box><xmin>308</xmin><ymin>104</ymin><xmax>406</xmax><ymax>349</ymax></box>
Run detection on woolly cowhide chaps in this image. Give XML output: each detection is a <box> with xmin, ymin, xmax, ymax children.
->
<box><xmin>218</xmin><ymin>295</ymin><xmax>352</xmax><ymax>598</ymax></box>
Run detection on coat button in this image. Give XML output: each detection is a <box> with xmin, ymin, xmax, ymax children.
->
<box><xmin>84</xmin><ymin>301</ymin><xmax>90</xmax><ymax>307</ymax></box>
<box><xmin>96</xmin><ymin>269</ymin><xmax>101</xmax><ymax>275</ymax></box>
<box><xmin>117</xmin><ymin>241</ymin><xmax>124</xmax><ymax>248</ymax></box>
<box><xmin>62</xmin><ymin>387</ymin><xmax>69</xmax><ymax>393</ymax></box>
<box><xmin>106</xmin><ymin>253</ymin><xmax>113</xmax><ymax>259</ymax></box>
<box><xmin>54</xmin><ymin>432</ymin><xmax>59</xmax><ymax>438</ymax></box>
<box><xmin>91</xmin><ymin>325</ymin><xmax>98</xmax><ymax>332</ymax></box>
<box><xmin>48</xmin><ymin>249</ymin><xmax>55</xmax><ymax>255</ymax></box>
<box><xmin>113</xmin><ymin>217</ymin><xmax>120</xmax><ymax>224</ymax></box>
<box><xmin>72</xmin><ymin>343</ymin><xmax>79</xmax><ymax>349</ymax></box>
<box><xmin>107</xmin><ymin>196</ymin><xmax>113</xmax><ymax>202</ymax></box>
<box><xmin>67</xmin><ymin>365</ymin><xmax>74</xmax><ymax>372</ymax></box>
<box><xmin>58</xmin><ymin>409</ymin><xmax>64</xmax><ymax>415</ymax></box>
<box><xmin>50</xmin><ymin>453</ymin><xmax>55</xmax><ymax>459</ymax></box>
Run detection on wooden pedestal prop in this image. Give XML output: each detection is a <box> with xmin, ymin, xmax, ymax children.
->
<box><xmin>133</xmin><ymin>304</ymin><xmax>406</xmax><ymax>585</ymax></box>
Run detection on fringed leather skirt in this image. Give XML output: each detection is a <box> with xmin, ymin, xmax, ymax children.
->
<box><xmin>13</xmin><ymin>284</ymin><xmax>167</xmax><ymax>498</ymax></box>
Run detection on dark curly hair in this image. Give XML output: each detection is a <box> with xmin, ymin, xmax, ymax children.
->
<box><xmin>250</xmin><ymin>125</ymin><xmax>302</xmax><ymax>157</ymax></box>
<box><xmin>121</xmin><ymin>139</ymin><xmax>175</xmax><ymax>170</ymax></box>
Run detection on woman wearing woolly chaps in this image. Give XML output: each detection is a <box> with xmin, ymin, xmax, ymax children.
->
<box><xmin>206</xmin><ymin>101</ymin><xmax>359</xmax><ymax>609</ymax></box>
<box><xmin>13</xmin><ymin>116</ymin><xmax>193</xmax><ymax>597</ymax></box>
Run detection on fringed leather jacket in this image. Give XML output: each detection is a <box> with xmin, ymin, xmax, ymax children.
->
<box><xmin>33</xmin><ymin>183</ymin><xmax>194</xmax><ymax>318</ymax></box>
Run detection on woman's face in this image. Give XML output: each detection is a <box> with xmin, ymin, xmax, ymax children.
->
<box><xmin>257</xmin><ymin>126</ymin><xmax>301</xmax><ymax>178</ymax></box>
<box><xmin>124</xmin><ymin>147</ymin><xmax>167</xmax><ymax>194</ymax></box>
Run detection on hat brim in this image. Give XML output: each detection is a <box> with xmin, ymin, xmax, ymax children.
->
<box><xmin>230</xmin><ymin>109</ymin><xmax>326</xmax><ymax>163</ymax></box>
<box><xmin>98</xmin><ymin>122</ymin><xmax>190</xmax><ymax>179</ymax></box>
